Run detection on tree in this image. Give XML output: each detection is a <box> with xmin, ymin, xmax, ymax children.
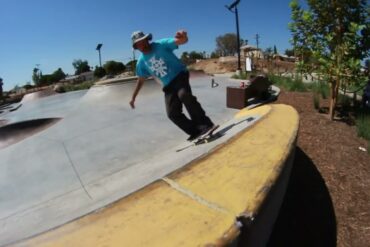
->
<box><xmin>72</xmin><ymin>59</ymin><xmax>91</xmax><ymax>75</ymax></box>
<box><xmin>181</xmin><ymin>51</ymin><xmax>190</xmax><ymax>64</ymax></box>
<box><xmin>285</xmin><ymin>48</ymin><xmax>295</xmax><ymax>57</ymax></box>
<box><xmin>215</xmin><ymin>33</ymin><xmax>246</xmax><ymax>56</ymax></box>
<box><xmin>34</xmin><ymin>68</ymin><xmax>66</xmax><ymax>86</ymax></box>
<box><xmin>126</xmin><ymin>60</ymin><xmax>137</xmax><ymax>74</ymax></box>
<box><xmin>0</xmin><ymin>77</ymin><xmax>3</xmax><ymax>99</ymax></box>
<box><xmin>94</xmin><ymin>66</ymin><xmax>106</xmax><ymax>78</ymax></box>
<box><xmin>32</xmin><ymin>68</ymin><xmax>42</xmax><ymax>86</ymax></box>
<box><xmin>181</xmin><ymin>51</ymin><xmax>205</xmax><ymax>65</ymax></box>
<box><xmin>52</xmin><ymin>68</ymin><xmax>66</xmax><ymax>82</ymax></box>
<box><xmin>210</xmin><ymin>52</ymin><xmax>220</xmax><ymax>59</ymax></box>
<box><xmin>103</xmin><ymin>60</ymin><xmax>126</xmax><ymax>75</ymax></box>
<box><xmin>289</xmin><ymin>0</ymin><xmax>370</xmax><ymax>120</ymax></box>
<box><xmin>365</xmin><ymin>59</ymin><xmax>370</xmax><ymax>74</ymax></box>
<box><xmin>274</xmin><ymin>45</ymin><xmax>278</xmax><ymax>54</ymax></box>
<box><xmin>264</xmin><ymin>47</ymin><xmax>274</xmax><ymax>60</ymax></box>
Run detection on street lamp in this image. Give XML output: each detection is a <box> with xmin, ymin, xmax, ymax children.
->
<box><xmin>96</xmin><ymin>43</ymin><xmax>103</xmax><ymax>67</ymax></box>
<box><xmin>226</xmin><ymin>0</ymin><xmax>242</xmax><ymax>74</ymax></box>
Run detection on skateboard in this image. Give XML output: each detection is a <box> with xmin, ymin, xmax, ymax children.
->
<box><xmin>176</xmin><ymin>125</ymin><xmax>220</xmax><ymax>152</ymax></box>
<box><xmin>193</xmin><ymin>124</ymin><xmax>220</xmax><ymax>144</ymax></box>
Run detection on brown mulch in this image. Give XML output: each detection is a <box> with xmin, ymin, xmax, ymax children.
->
<box><xmin>267</xmin><ymin>91</ymin><xmax>370</xmax><ymax>247</ymax></box>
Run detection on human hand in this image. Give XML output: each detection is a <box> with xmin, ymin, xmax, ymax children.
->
<box><xmin>175</xmin><ymin>30</ymin><xmax>187</xmax><ymax>39</ymax></box>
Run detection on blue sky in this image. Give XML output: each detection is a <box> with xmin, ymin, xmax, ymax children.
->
<box><xmin>1</xmin><ymin>0</ymin><xmax>295</xmax><ymax>91</ymax></box>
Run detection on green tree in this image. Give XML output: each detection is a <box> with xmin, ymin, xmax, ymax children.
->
<box><xmin>274</xmin><ymin>45</ymin><xmax>278</xmax><ymax>54</ymax></box>
<box><xmin>0</xmin><ymin>77</ymin><xmax>3</xmax><ymax>99</ymax></box>
<box><xmin>52</xmin><ymin>68</ymin><xmax>66</xmax><ymax>82</ymax></box>
<box><xmin>94</xmin><ymin>66</ymin><xmax>106</xmax><ymax>78</ymax></box>
<box><xmin>289</xmin><ymin>0</ymin><xmax>370</xmax><ymax>120</ymax></box>
<box><xmin>181</xmin><ymin>51</ymin><xmax>205</xmax><ymax>65</ymax></box>
<box><xmin>72</xmin><ymin>59</ymin><xmax>91</xmax><ymax>75</ymax></box>
<box><xmin>181</xmin><ymin>51</ymin><xmax>190</xmax><ymax>64</ymax></box>
<box><xmin>32</xmin><ymin>68</ymin><xmax>42</xmax><ymax>86</ymax></box>
<box><xmin>264</xmin><ymin>47</ymin><xmax>274</xmax><ymax>60</ymax></box>
<box><xmin>210</xmin><ymin>52</ymin><xmax>220</xmax><ymax>59</ymax></box>
<box><xmin>103</xmin><ymin>60</ymin><xmax>126</xmax><ymax>75</ymax></box>
<box><xmin>126</xmin><ymin>60</ymin><xmax>137</xmax><ymax>74</ymax></box>
<box><xmin>215</xmin><ymin>33</ymin><xmax>246</xmax><ymax>56</ymax></box>
<box><xmin>285</xmin><ymin>48</ymin><xmax>295</xmax><ymax>57</ymax></box>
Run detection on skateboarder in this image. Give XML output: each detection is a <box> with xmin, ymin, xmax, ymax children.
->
<box><xmin>129</xmin><ymin>30</ymin><xmax>216</xmax><ymax>141</ymax></box>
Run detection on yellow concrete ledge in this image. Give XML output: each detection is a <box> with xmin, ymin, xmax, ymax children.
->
<box><xmin>13</xmin><ymin>104</ymin><xmax>299</xmax><ymax>247</ymax></box>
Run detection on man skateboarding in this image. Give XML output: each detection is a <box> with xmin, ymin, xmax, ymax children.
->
<box><xmin>129</xmin><ymin>30</ymin><xmax>216</xmax><ymax>141</ymax></box>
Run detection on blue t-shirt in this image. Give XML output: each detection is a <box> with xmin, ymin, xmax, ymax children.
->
<box><xmin>136</xmin><ymin>38</ymin><xmax>187</xmax><ymax>87</ymax></box>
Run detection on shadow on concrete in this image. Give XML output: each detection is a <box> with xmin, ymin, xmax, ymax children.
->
<box><xmin>266</xmin><ymin>147</ymin><xmax>337</xmax><ymax>247</ymax></box>
<box><xmin>0</xmin><ymin>118</ymin><xmax>61</xmax><ymax>149</ymax></box>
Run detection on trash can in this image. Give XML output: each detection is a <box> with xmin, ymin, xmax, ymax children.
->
<box><xmin>226</xmin><ymin>86</ymin><xmax>248</xmax><ymax>109</ymax></box>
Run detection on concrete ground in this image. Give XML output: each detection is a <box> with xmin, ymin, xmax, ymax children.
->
<box><xmin>0</xmin><ymin>73</ymin><xmax>256</xmax><ymax>246</ymax></box>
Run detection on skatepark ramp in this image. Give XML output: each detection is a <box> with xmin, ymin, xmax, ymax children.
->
<box><xmin>0</xmin><ymin>74</ymin><xmax>298</xmax><ymax>246</ymax></box>
<box><xmin>8</xmin><ymin>104</ymin><xmax>298</xmax><ymax>247</ymax></box>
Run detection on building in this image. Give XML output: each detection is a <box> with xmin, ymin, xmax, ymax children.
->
<box><xmin>240</xmin><ymin>45</ymin><xmax>264</xmax><ymax>59</ymax></box>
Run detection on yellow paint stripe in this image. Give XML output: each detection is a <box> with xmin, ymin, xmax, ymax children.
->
<box><xmin>14</xmin><ymin>104</ymin><xmax>299</xmax><ymax>247</ymax></box>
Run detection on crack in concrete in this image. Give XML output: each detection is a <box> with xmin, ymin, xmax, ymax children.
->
<box><xmin>162</xmin><ymin>177</ymin><xmax>230</xmax><ymax>215</ymax></box>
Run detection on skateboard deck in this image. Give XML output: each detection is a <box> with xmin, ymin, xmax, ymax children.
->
<box><xmin>192</xmin><ymin>124</ymin><xmax>220</xmax><ymax>144</ymax></box>
<box><xmin>176</xmin><ymin>125</ymin><xmax>220</xmax><ymax>152</ymax></box>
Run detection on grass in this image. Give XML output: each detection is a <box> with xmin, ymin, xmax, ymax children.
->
<box><xmin>308</xmin><ymin>81</ymin><xmax>330</xmax><ymax>99</ymax></box>
<box><xmin>231</xmin><ymin>71</ymin><xmax>257</xmax><ymax>80</ymax></box>
<box><xmin>268</xmin><ymin>74</ymin><xmax>308</xmax><ymax>92</ymax></box>
<box><xmin>355</xmin><ymin>108</ymin><xmax>370</xmax><ymax>153</ymax></box>
<box><xmin>356</xmin><ymin>111</ymin><xmax>370</xmax><ymax>140</ymax></box>
<box><xmin>63</xmin><ymin>81</ymin><xmax>95</xmax><ymax>92</ymax></box>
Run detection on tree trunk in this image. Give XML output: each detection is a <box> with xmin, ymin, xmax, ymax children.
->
<box><xmin>329</xmin><ymin>80</ymin><xmax>340</xmax><ymax>120</ymax></box>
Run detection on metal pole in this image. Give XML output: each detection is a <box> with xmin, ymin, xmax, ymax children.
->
<box><xmin>132</xmin><ymin>49</ymin><xmax>136</xmax><ymax>75</ymax></box>
<box><xmin>98</xmin><ymin>49</ymin><xmax>102</xmax><ymax>67</ymax></box>
<box><xmin>235</xmin><ymin>6</ymin><xmax>241</xmax><ymax>71</ymax></box>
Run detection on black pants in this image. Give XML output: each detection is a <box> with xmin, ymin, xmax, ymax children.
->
<box><xmin>163</xmin><ymin>71</ymin><xmax>214</xmax><ymax>136</ymax></box>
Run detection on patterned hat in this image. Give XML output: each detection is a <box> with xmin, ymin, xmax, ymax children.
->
<box><xmin>131</xmin><ymin>31</ymin><xmax>152</xmax><ymax>49</ymax></box>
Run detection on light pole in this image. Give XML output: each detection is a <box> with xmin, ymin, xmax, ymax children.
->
<box><xmin>226</xmin><ymin>0</ymin><xmax>242</xmax><ymax>74</ymax></box>
<box><xmin>132</xmin><ymin>49</ymin><xmax>136</xmax><ymax>75</ymax></box>
<box><xmin>96</xmin><ymin>43</ymin><xmax>103</xmax><ymax>67</ymax></box>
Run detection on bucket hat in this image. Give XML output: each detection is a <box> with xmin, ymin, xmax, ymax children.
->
<box><xmin>131</xmin><ymin>31</ymin><xmax>152</xmax><ymax>49</ymax></box>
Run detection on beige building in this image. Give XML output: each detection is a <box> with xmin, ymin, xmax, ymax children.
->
<box><xmin>240</xmin><ymin>45</ymin><xmax>264</xmax><ymax>59</ymax></box>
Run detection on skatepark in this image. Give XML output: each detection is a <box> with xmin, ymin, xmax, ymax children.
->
<box><xmin>0</xmin><ymin>73</ymin><xmax>298</xmax><ymax>246</ymax></box>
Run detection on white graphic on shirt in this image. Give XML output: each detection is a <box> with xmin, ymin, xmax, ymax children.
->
<box><xmin>148</xmin><ymin>56</ymin><xmax>168</xmax><ymax>77</ymax></box>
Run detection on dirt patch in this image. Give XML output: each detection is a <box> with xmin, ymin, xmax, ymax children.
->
<box><xmin>268</xmin><ymin>91</ymin><xmax>370</xmax><ymax>247</ymax></box>
<box><xmin>189</xmin><ymin>58</ymin><xmax>237</xmax><ymax>74</ymax></box>
<box><xmin>188</xmin><ymin>58</ymin><xmax>296</xmax><ymax>75</ymax></box>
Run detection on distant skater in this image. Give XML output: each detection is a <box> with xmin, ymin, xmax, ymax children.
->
<box><xmin>129</xmin><ymin>30</ymin><xmax>215</xmax><ymax>141</ymax></box>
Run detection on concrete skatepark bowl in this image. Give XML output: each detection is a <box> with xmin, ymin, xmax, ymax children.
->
<box><xmin>0</xmin><ymin>73</ymin><xmax>298</xmax><ymax>246</ymax></box>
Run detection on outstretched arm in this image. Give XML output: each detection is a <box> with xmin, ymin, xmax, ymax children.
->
<box><xmin>129</xmin><ymin>77</ymin><xmax>145</xmax><ymax>109</ymax></box>
<box><xmin>175</xmin><ymin>30</ymin><xmax>188</xmax><ymax>45</ymax></box>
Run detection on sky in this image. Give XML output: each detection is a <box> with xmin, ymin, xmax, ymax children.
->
<box><xmin>0</xmin><ymin>0</ymin><xmax>295</xmax><ymax>91</ymax></box>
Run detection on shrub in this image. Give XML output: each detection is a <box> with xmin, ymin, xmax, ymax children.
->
<box><xmin>231</xmin><ymin>71</ymin><xmax>257</xmax><ymax>80</ymax></box>
<box><xmin>313</xmin><ymin>93</ymin><xmax>320</xmax><ymax>110</ymax></box>
<box><xmin>356</xmin><ymin>111</ymin><xmax>370</xmax><ymax>141</ymax></box>
<box><xmin>94</xmin><ymin>66</ymin><xmax>106</xmax><ymax>78</ymax></box>
<box><xmin>268</xmin><ymin>74</ymin><xmax>307</xmax><ymax>92</ymax></box>
<box><xmin>63</xmin><ymin>81</ymin><xmax>95</xmax><ymax>92</ymax></box>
